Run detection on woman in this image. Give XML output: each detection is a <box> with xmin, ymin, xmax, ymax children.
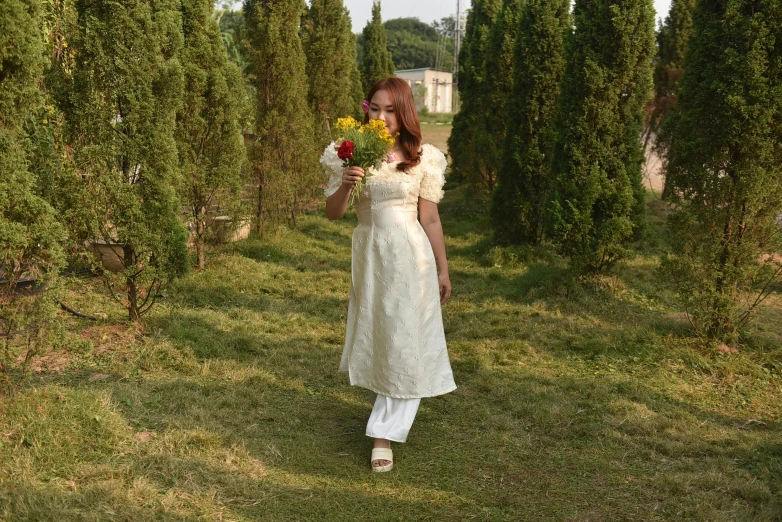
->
<box><xmin>322</xmin><ymin>78</ymin><xmax>456</xmax><ymax>472</ymax></box>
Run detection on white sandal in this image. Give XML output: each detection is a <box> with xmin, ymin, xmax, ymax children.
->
<box><xmin>371</xmin><ymin>447</ymin><xmax>393</xmax><ymax>472</ymax></box>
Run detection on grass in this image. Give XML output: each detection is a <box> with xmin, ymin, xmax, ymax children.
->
<box><xmin>417</xmin><ymin>112</ymin><xmax>454</xmax><ymax>125</ymax></box>
<box><xmin>421</xmin><ymin>123</ymin><xmax>451</xmax><ymax>152</ymax></box>
<box><xmin>0</xmin><ymin>185</ymin><xmax>780</xmax><ymax>521</ymax></box>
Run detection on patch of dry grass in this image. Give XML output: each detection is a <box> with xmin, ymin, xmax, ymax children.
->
<box><xmin>421</xmin><ymin>123</ymin><xmax>451</xmax><ymax>152</ymax></box>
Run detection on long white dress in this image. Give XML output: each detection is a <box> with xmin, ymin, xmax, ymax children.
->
<box><xmin>322</xmin><ymin>143</ymin><xmax>457</xmax><ymax>399</ymax></box>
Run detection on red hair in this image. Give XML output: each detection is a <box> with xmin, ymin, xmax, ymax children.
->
<box><xmin>364</xmin><ymin>78</ymin><xmax>422</xmax><ymax>173</ymax></box>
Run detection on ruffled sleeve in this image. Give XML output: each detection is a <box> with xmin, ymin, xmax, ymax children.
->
<box><xmin>418</xmin><ymin>144</ymin><xmax>448</xmax><ymax>203</ymax></box>
<box><xmin>320</xmin><ymin>142</ymin><xmax>344</xmax><ymax>198</ymax></box>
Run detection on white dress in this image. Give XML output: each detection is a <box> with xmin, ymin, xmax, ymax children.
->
<box><xmin>322</xmin><ymin>143</ymin><xmax>457</xmax><ymax>399</ymax></box>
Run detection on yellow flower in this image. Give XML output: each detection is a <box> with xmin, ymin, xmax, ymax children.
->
<box><xmin>335</xmin><ymin>116</ymin><xmax>360</xmax><ymax>131</ymax></box>
<box><xmin>360</xmin><ymin>119</ymin><xmax>385</xmax><ymax>133</ymax></box>
<box><xmin>380</xmin><ymin>129</ymin><xmax>395</xmax><ymax>146</ymax></box>
<box><xmin>360</xmin><ymin>119</ymin><xmax>396</xmax><ymax>145</ymax></box>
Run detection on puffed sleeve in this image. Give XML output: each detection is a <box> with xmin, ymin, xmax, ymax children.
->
<box><xmin>418</xmin><ymin>144</ymin><xmax>448</xmax><ymax>203</ymax></box>
<box><xmin>320</xmin><ymin>142</ymin><xmax>344</xmax><ymax>198</ymax></box>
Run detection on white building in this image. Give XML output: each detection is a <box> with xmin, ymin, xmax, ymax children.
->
<box><xmin>395</xmin><ymin>68</ymin><xmax>454</xmax><ymax>114</ymax></box>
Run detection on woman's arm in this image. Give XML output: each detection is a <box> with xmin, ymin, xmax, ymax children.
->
<box><xmin>419</xmin><ymin>198</ymin><xmax>451</xmax><ymax>304</ymax></box>
<box><xmin>325</xmin><ymin>166</ymin><xmax>364</xmax><ymax>220</ymax></box>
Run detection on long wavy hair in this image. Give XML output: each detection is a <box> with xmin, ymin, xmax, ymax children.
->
<box><xmin>364</xmin><ymin>78</ymin><xmax>422</xmax><ymax>173</ymax></box>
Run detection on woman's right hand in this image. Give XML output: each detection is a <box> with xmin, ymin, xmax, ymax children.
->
<box><xmin>342</xmin><ymin>166</ymin><xmax>365</xmax><ymax>189</ymax></box>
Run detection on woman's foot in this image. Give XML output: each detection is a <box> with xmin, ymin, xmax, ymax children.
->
<box><xmin>372</xmin><ymin>438</ymin><xmax>392</xmax><ymax>470</ymax></box>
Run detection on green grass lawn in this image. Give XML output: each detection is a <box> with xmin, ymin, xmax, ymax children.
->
<box><xmin>1</xmin><ymin>184</ymin><xmax>780</xmax><ymax>521</ymax></box>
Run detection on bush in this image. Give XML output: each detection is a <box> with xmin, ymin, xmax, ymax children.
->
<box><xmin>660</xmin><ymin>0</ymin><xmax>782</xmax><ymax>344</ymax></box>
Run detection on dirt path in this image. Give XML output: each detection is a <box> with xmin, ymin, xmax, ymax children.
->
<box><xmin>644</xmin><ymin>146</ymin><xmax>665</xmax><ymax>196</ymax></box>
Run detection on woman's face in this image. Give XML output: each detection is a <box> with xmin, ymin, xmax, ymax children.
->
<box><xmin>368</xmin><ymin>89</ymin><xmax>399</xmax><ymax>138</ymax></box>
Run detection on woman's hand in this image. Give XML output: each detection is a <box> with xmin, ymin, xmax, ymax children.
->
<box><xmin>342</xmin><ymin>166</ymin><xmax>364</xmax><ymax>189</ymax></box>
<box><xmin>438</xmin><ymin>272</ymin><xmax>452</xmax><ymax>304</ymax></box>
<box><xmin>326</xmin><ymin>166</ymin><xmax>364</xmax><ymax>220</ymax></box>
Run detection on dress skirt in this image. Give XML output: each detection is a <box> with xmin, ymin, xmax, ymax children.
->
<box><xmin>338</xmin><ymin>195</ymin><xmax>456</xmax><ymax>399</ymax></box>
<box><xmin>323</xmin><ymin>143</ymin><xmax>457</xmax><ymax>400</ymax></box>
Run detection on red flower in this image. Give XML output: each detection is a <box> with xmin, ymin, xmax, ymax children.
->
<box><xmin>337</xmin><ymin>140</ymin><xmax>355</xmax><ymax>161</ymax></box>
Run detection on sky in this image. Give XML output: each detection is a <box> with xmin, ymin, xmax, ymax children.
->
<box><xmin>343</xmin><ymin>0</ymin><xmax>674</xmax><ymax>33</ymax></box>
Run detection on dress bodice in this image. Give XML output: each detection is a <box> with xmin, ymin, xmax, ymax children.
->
<box><xmin>354</xmin><ymin>161</ymin><xmax>422</xmax><ymax>230</ymax></box>
<box><xmin>321</xmin><ymin>143</ymin><xmax>447</xmax><ymax>209</ymax></box>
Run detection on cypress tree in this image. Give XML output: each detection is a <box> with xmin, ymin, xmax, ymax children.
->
<box><xmin>243</xmin><ymin>0</ymin><xmax>319</xmax><ymax>232</ymax></box>
<box><xmin>177</xmin><ymin>0</ymin><xmax>246</xmax><ymax>269</ymax></box>
<box><xmin>66</xmin><ymin>0</ymin><xmax>188</xmax><ymax>321</ymax></box>
<box><xmin>446</xmin><ymin>0</ymin><xmax>503</xmax><ymax>183</ymax></box>
<box><xmin>348</xmin><ymin>31</ymin><xmax>365</xmax><ymax>106</ymax></box>
<box><xmin>490</xmin><ymin>0</ymin><xmax>570</xmax><ymax>245</ymax></box>
<box><xmin>302</xmin><ymin>0</ymin><xmax>364</xmax><ymax>144</ymax></box>
<box><xmin>661</xmin><ymin>0</ymin><xmax>782</xmax><ymax>343</ymax></box>
<box><xmin>550</xmin><ymin>0</ymin><xmax>656</xmax><ymax>273</ymax></box>
<box><xmin>361</xmin><ymin>0</ymin><xmax>395</xmax><ymax>92</ymax></box>
<box><xmin>469</xmin><ymin>0</ymin><xmax>524</xmax><ymax>192</ymax></box>
<box><xmin>0</xmin><ymin>0</ymin><xmax>65</xmax><ymax>360</ymax></box>
<box><xmin>652</xmin><ymin>0</ymin><xmax>696</xmax><ymax>199</ymax></box>
<box><xmin>32</xmin><ymin>0</ymin><xmax>78</xmax><ymax>224</ymax></box>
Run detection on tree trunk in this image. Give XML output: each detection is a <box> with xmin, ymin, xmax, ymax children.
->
<box><xmin>256</xmin><ymin>176</ymin><xmax>264</xmax><ymax>235</ymax></box>
<box><xmin>324</xmin><ymin>116</ymin><xmax>333</xmax><ymax>142</ymax></box>
<box><xmin>291</xmin><ymin>193</ymin><xmax>298</xmax><ymax>229</ymax></box>
<box><xmin>710</xmin><ymin>211</ymin><xmax>734</xmax><ymax>338</ymax></box>
<box><xmin>661</xmin><ymin>177</ymin><xmax>672</xmax><ymax>200</ymax></box>
<box><xmin>127</xmin><ymin>279</ymin><xmax>140</xmax><ymax>322</ymax></box>
<box><xmin>124</xmin><ymin>245</ymin><xmax>140</xmax><ymax>322</ymax></box>
<box><xmin>196</xmin><ymin>216</ymin><xmax>206</xmax><ymax>270</ymax></box>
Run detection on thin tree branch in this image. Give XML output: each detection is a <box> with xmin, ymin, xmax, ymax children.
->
<box><xmin>59</xmin><ymin>301</ymin><xmax>100</xmax><ymax>320</ymax></box>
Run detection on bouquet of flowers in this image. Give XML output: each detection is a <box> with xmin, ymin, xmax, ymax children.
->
<box><xmin>333</xmin><ymin>116</ymin><xmax>396</xmax><ymax>205</ymax></box>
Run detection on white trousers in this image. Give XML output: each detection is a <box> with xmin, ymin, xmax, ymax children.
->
<box><xmin>365</xmin><ymin>394</ymin><xmax>421</xmax><ymax>443</ymax></box>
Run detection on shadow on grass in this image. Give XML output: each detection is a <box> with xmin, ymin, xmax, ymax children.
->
<box><xmin>3</xmin><ymin>398</ymin><xmax>478</xmax><ymax>521</ymax></box>
<box><xmin>95</xmin><ymin>374</ymin><xmax>485</xmax><ymax>519</ymax></box>
<box><xmin>165</xmin><ymin>281</ymin><xmax>347</xmax><ymax>324</ymax></box>
<box><xmin>0</xmin><ymin>482</ymin><xmax>193</xmax><ymax>521</ymax></box>
<box><xmin>149</xmin><ymin>309</ymin><xmax>345</xmax><ymax>365</ymax></box>
<box><xmin>442</xmin><ymin>368</ymin><xmax>781</xmax><ymax>519</ymax></box>
<box><xmin>227</xmin><ymin>237</ymin><xmax>352</xmax><ymax>274</ymax></box>
<box><xmin>446</xmin><ymin>260</ymin><xmax>691</xmax><ymax>341</ymax></box>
